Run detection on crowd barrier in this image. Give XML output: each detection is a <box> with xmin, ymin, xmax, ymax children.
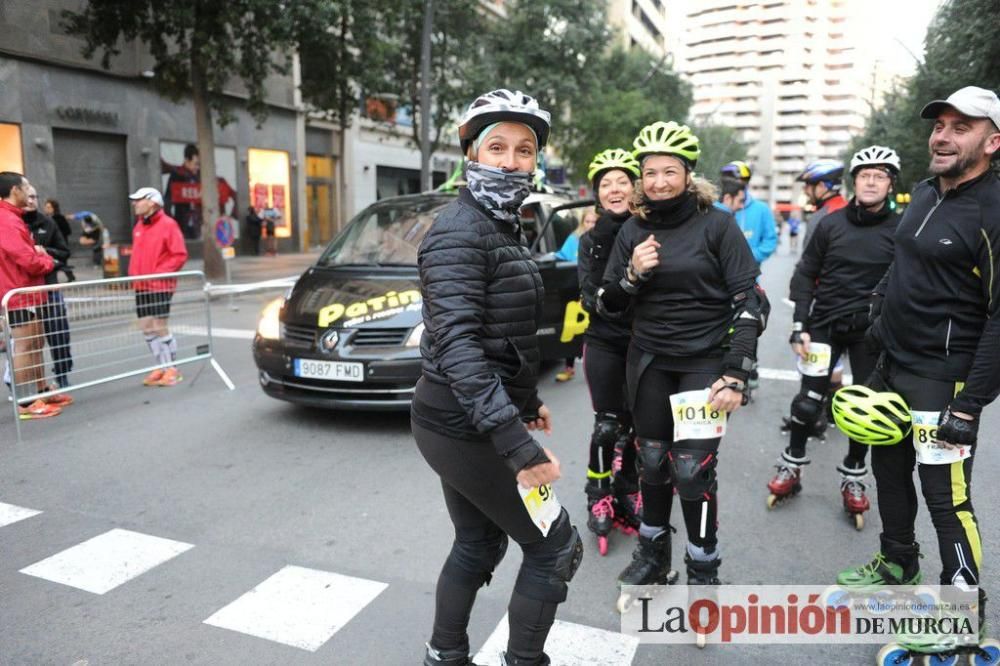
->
<box><xmin>2</xmin><ymin>271</ymin><xmax>233</xmax><ymax>442</ymax></box>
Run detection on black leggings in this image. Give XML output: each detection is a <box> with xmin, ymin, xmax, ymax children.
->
<box><xmin>630</xmin><ymin>364</ymin><xmax>721</xmax><ymax>550</ymax></box>
<box><xmin>583</xmin><ymin>341</ymin><xmax>636</xmax><ymax>482</ymax></box>
<box><xmin>871</xmin><ymin>358</ymin><xmax>982</xmax><ymax>586</ymax></box>
<box><xmin>788</xmin><ymin>319</ymin><xmax>875</xmax><ymax>465</ymax></box>
<box><xmin>412</xmin><ymin>421</ymin><xmax>578</xmax><ymax>662</ymax></box>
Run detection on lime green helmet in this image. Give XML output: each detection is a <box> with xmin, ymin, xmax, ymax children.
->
<box><xmin>632</xmin><ymin>121</ymin><xmax>701</xmax><ymax>167</ymax></box>
<box><xmin>588</xmin><ymin>148</ymin><xmax>641</xmax><ymax>185</ymax></box>
<box><xmin>831</xmin><ymin>385</ymin><xmax>912</xmax><ymax>446</ymax></box>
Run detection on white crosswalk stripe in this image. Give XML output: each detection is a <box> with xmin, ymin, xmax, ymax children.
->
<box><xmin>474</xmin><ymin>612</ymin><xmax>639</xmax><ymax>666</ymax></box>
<box><xmin>0</xmin><ymin>502</ymin><xmax>42</xmax><ymax>528</ymax></box>
<box><xmin>19</xmin><ymin>528</ymin><xmax>194</xmax><ymax>594</ymax></box>
<box><xmin>203</xmin><ymin>565</ymin><xmax>388</xmax><ymax>652</ymax></box>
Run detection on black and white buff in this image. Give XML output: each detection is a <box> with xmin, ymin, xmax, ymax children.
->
<box><xmin>465</xmin><ymin>161</ymin><xmax>533</xmax><ymax>224</ymax></box>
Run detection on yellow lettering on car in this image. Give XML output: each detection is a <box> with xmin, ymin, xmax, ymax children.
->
<box><xmin>317</xmin><ymin>290</ymin><xmax>424</xmax><ymax>327</ymax></box>
<box><xmin>559</xmin><ymin>299</ymin><xmax>589</xmax><ymax>342</ymax></box>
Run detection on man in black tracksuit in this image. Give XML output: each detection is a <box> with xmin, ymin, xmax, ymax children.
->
<box><xmin>769</xmin><ymin>146</ymin><xmax>901</xmax><ymax>522</ymax></box>
<box><xmin>23</xmin><ymin>185</ymin><xmax>74</xmax><ymax>389</ymax></box>
<box><xmin>839</xmin><ymin>87</ymin><xmax>1000</xmax><ymax>597</ymax></box>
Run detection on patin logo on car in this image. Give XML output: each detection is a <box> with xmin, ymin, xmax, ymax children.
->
<box><xmin>317</xmin><ymin>289</ymin><xmax>422</xmax><ymax>327</ymax></box>
<box><xmin>319</xmin><ymin>329</ymin><xmax>339</xmax><ymax>352</ymax></box>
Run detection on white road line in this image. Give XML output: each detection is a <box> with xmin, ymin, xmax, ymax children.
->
<box><xmin>19</xmin><ymin>528</ymin><xmax>194</xmax><ymax>594</ymax></box>
<box><xmin>172</xmin><ymin>325</ymin><xmax>255</xmax><ymax>340</ymax></box>
<box><xmin>0</xmin><ymin>502</ymin><xmax>42</xmax><ymax>528</ymax></box>
<box><xmin>203</xmin><ymin>565</ymin><xmax>388</xmax><ymax>652</ymax></box>
<box><xmin>473</xmin><ymin>613</ymin><xmax>639</xmax><ymax>666</ymax></box>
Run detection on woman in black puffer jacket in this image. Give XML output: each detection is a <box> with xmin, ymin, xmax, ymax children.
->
<box><xmin>412</xmin><ymin>89</ymin><xmax>583</xmax><ymax>666</ymax></box>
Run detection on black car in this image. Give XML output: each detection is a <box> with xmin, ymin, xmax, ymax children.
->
<box><xmin>253</xmin><ymin>191</ymin><xmax>594</xmax><ymax>410</ymax></box>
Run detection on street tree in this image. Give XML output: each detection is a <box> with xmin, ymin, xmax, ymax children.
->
<box><xmin>63</xmin><ymin>1</ymin><xmax>315</xmax><ymax>278</ymax></box>
<box><xmin>848</xmin><ymin>0</ymin><xmax>1000</xmax><ymax>193</ymax></box>
<box><xmin>558</xmin><ymin>48</ymin><xmax>692</xmax><ymax>180</ymax></box>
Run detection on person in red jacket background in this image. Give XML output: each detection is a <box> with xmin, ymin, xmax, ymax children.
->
<box><xmin>127</xmin><ymin>187</ymin><xmax>188</xmax><ymax>387</ymax></box>
<box><xmin>0</xmin><ymin>171</ymin><xmax>65</xmax><ymax>419</ymax></box>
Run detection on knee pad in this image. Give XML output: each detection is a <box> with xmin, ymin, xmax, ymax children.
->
<box><xmin>790</xmin><ymin>390</ymin><xmax>824</xmax><ymax>426</ymax></box>
<box><xmin>638</xmin><ymin>439</ymin><xmax>671</xmax><ymax>486</ymax></box>
<box><xmin>515</xmin><ymin>509</ymin><xmax>583</xmax><ymax>603</ymax></box>
<box><xmin>668</xmin><ymin>448</ymin><xmax>718</xmax><ymax>501</ymax></box>
<box><xmin>443</xmin><ymin>523</ymin><xmax>509</xmax><ymax>589</ymax></box>
<box><xmin>591</xmin><ymin>412</ymin><xmax>624</xmax><ymax>452</ymax></box>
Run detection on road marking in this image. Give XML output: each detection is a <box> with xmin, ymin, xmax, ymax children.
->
<box><xmin>473</xmin><ymin>613</ymin><xmax>639</xmax><ymax>665</ymax></box>
<box><xmin>19</xmin><ymin>528</ymin><xmax>194</xmax><ymax>594</ymax></box>
<box><xmin>203</xmin><ymin>565</ymin><xmax>387</xmax><ymax>652</ymax></box>
<box><xmin>172</xmin><ymin>325</ymin><xmax>255</xmax><ymax>340</ymax></box>
<box><xmin>0</xmin><ymin>502</ymin><xmax>42</xmax><ymax>528</ymax></box>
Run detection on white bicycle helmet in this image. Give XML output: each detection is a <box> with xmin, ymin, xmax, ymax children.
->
<box><xmin>458</xmin><ymin>89</ymin><xmax>551</xmax><ymax>153</ymax></box>
<box><xmin>850</xmin><ymin>145</ymin><xmax>901</xmax><ymax>176</ymax></box>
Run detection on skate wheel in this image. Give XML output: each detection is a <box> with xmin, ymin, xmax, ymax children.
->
<box><xmin>666</xmin><ymin>569</ymin><xmax>679</xmax><ymax>585</ymax></box>
<box><xmin>598</xmin><ymin>535</ymin><xmax>608</xmax><ymax>556</ymax></box>
<box><xmin>766</xmin><ymin>494</ymin><xmax>779</xmax><ymax>509</ymax></box>
<box><xmin>854</xmin><ymin>513</ymin><xmax>865</xmax><ymax>531</ymax></box>
<box><xmin>877</xmin><ymin>643</ymin><xmax>914</xmax><ymax>665</ymax></box>
<box><xmin>924</xmin><ymin>654</ymin><xmax>960</xmax><ymax>665</ymax></box>
<box><xmin>696</xmin><ymin>631</ymin><xmax>707</xmax><ymax>649</ymax></box>
<box><xmin>970</xmin><ymin>639</ymin><xmax>1000</xmax><ymax>665</ymax></box>
<box><xmin>616</xmin><ymin>593</ymin><xmax>632</xmax><ymax>614</ymax></box>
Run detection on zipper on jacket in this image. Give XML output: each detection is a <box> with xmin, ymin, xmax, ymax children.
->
<box><xmin>914</xmin><ymin>192</ymin><xmax>944</xmax><ymax>237</ymax></box>
<box><xmin>945</xmin><ymin>318</ymin><xmax>952</xmax><ymax>356</ymax></box>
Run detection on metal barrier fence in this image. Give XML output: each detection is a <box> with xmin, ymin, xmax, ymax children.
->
<box><xmin>2</xmin><ymin>271</ymin><xmax>233</xmax><ymax>442</ymax></box>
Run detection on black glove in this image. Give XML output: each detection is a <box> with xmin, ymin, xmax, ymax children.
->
<box><xmin>936</xmin><ymin>408</ymin><xmax>979</xmax><ymax>447</ymax></box>
<box><xmin>869</xmin><ymin>293</ymin><xmax>884</xmax><ymax>324</ymax></box>
<box><xmin>789</xmin><ymin>330</ymin><xmax>806</xmax><ymax>345</ymax></box>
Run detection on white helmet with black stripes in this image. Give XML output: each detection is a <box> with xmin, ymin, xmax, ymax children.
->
<box><xmin>458</xmin><ymin>89</ymin><xmax>551</xmax><ymax>153</ymax></box>
<box><xmin>850</xmin><ymin>145</ymin><xmax>901</xmax><ymax>176</ymax></box>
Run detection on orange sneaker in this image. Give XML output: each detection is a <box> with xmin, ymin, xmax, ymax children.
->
<box><xmin>143</xmin><ymin>369</ymin><xmax>165</xmax><ymax>386</ymax></box>
<box><xmin>156</xmin><ymin>368</ymin><xmax>183</xmax><ymax>387</ymax></box>
<box><xmin>42</xmin><ymin>386</ymin><xmax>74</xmax><ymax>406</ymax></box>
<box><xmin>18</xmin><ymin>399</ymin><xmax>62</xmax><ymax>420</ymax></box>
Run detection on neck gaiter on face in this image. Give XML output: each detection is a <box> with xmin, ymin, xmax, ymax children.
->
<box><xmin>465</xmin><ymin>161</ymin><xmax>534</xmax><ymax>223</ymax></box>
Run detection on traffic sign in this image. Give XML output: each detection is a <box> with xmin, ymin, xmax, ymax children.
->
<box><xmin>214</xmin><ymin>217</ymin><xmax>235</xmax><ymax>248</ymax></box>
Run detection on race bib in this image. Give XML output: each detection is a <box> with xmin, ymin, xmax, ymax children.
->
<box><xmin>670</xmin><ymin>389</ymin><xmax>727</xmax><ymax>440</ymax></box>
<box><xmin>796</xmin><ymin>342</ymin><xmax>832</xmax><ymax>377</ymax></box>
<box><xmin>519</xmin><ymin>483</ymin><xmax>562</xmax><ymax>537</ymax></box>
<box><xmin>911</xmin><ymin>410</ymin><xmax>972</xmax><ymax>465</ymax></box>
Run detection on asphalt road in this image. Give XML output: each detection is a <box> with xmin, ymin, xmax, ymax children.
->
<box><xmin>2</xmin><ymin>236</ymin><xmax>998</xmax><ymax>666</ymax></box>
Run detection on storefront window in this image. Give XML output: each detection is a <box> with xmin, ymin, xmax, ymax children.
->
<box><xmin>0</xmin><ymin>123</ymin><xmax>24</xmax><ymax>174</ymax></box>
<box><xmin>248</xmin><ymin>148</ymin><xmax>292</xmax><ymax>238</ymax></box>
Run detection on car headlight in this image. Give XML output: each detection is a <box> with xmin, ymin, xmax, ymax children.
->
<box><xmin>404</xmin><ymin>322</ymin><xmax>425</xmax><ymax>348</ymax></box>
<box><xmin>257</xmin><ymin>298</ymin><xmax>284</xmax><ymax>340</ymax></box>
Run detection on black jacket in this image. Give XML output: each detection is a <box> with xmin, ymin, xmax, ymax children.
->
<box><xmin>872</xmin><ymin>171</ymin><xmax>1000</xmax><ymax>416</ymax></box>
<box><xmin>599</xmin><ymin>195</ymin><xmax>762</xmax><ymax>375</ymax></box>
<box><xmin>25</xmin><ymin>211</ymin><xmax>70</xmax><ymax>285</ymax></box>
<box><xmin>790</xmin><ymin>199</ymin><xmax>898</xmax><ymax>328</ymax></box>
<box><xmin>577</xmin><ymin>211</ymin><xmax>631</xmax><ymax>349</ymax></box>
<box><xmin>412</xmin><ymin>188</ymin><xmax>546</xmax><ymax>471</ymax></box>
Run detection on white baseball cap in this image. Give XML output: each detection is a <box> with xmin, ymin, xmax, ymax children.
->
<box><xmin>128</xmin><ymin>186</ymin><xmax>164</xmax><ymax>206</ymax></box>
<box><xmin>921</xmin><ymin>86</ymin><xmax>1000</xmax><ymax>131</ymax></box>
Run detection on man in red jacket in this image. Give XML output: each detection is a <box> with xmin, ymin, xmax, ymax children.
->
<box><xmin>127</xmin><ymin>187</ymin><xmax>188</xmax><ymax>387</ymax></box>
<box><xmin>0</xmin><ymin>172</ymin><xmax>63</xmax><ymax>418</ymax></box>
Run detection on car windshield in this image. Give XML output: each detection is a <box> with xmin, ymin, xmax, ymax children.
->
<box><xmin>317</xmin><ymin>197</ymin><xmax>453</xmax><ymax>267</ymax></box>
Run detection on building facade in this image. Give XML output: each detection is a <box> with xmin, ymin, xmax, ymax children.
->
<box><xmin>607</xmin><ymin>0</ymin><xmax>671</xmax><ymax>59</ymax></box>
<box><xmin>0</xmin><ymin>1</ymin><xmax>305</xmax><ymax>255</ymax></box>
<box><xmin>665</xmin><ymin>0</ymin><xmax>907</xmax><ymax>208</ymax></box>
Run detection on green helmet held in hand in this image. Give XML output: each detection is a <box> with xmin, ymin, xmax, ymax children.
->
<box><xmin>831</xmin><ymin>385</ymin><xmax>912</xmax><ymax>446</ymax></box>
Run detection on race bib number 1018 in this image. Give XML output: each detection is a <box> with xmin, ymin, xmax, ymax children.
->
<box><xmin>670</xmin><ymin>389</ymin><xmax>727</xmax><ymax>440</ymax></box>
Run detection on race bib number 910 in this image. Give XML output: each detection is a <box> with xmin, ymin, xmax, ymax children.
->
<box><xmin>670</xmin><ymin>389</ymin><xmax>727</xmax><ymax>440</ymax></box>
<box><xmin>519</xmin><ymin>483</ymin><xmax>562</xmax><ymax>537</ymax></box>
<box><xmin>911</xmin><ymin>410</ymin><xmax>971</xmax><ymax>465</ymax></box>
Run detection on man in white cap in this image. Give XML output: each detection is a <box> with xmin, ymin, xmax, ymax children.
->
<box><xmin>838</xmin><ymin>86</ymin><xmax>1000</xmax><ymax>637</ymax></box>
<box><xmin>127</xmin><ymin>186</ymin><xmax>188</xmax><ymax>387</ymax></box>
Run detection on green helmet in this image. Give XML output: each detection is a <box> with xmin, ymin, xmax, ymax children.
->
<box><xmin>632</xmin><ymin>121</ymin><xmax>700</xmax><ymax>167</ymax></box>
<box><xmin>831</xmin><ymin>385</ymin><xmax>912</xmax><ymax>446</ymax></box>
<box><xmin>588</xmin><ymin>148</ymin><xmax>641</xmax><ymax>185</ymax></box>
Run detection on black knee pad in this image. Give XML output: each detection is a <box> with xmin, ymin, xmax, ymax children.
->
<box><xmin>668</xmin><ymin>447</ymin><xmax>718</xmax><ymax>501</ymax></box>
<box><xmin>515</xmin><ymin>509</ymin><xmax>583</xmax><ymax>603</ymax></box>
<box><xmin>638</xmin><ymin>438</ymin><xmax>671</xmax><ymax>485</ymax></box>
<box><xmin>591</xmin><ymin>412</ymin><xmax>624</xmax><ymax>451</ymax></box>
<box><xmin>790</xmin><ymin>390</ymin><xmax>824</xmax><ymax>426</ymax></box>
<box><xmin>443</xmin><ymin>523</ymin><xmax>509</xmax><ymax>589</ymax></box>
